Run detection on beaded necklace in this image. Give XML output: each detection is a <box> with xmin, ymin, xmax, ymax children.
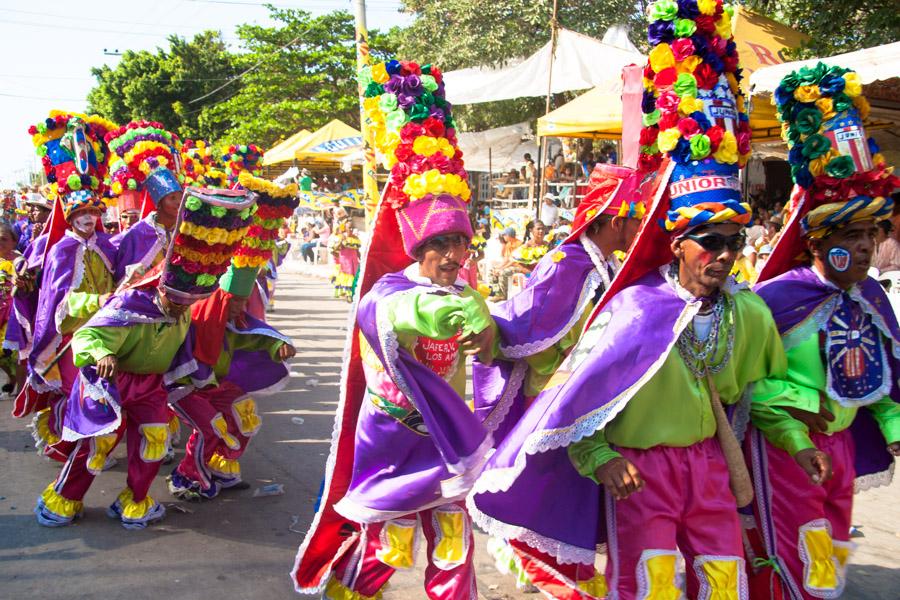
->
<box><xmin>669</xmin><ymin>264</ymin><xmax>735</xmax><ymax>377</ymax></box>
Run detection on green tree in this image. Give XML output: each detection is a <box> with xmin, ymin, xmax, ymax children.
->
<box><xmin>395</xmin><ymin>0</ymin><xmax>643</xmax><ymax>130</ymax></box>
<box><xmin>203</xmin><ymin>7</ymin><xmax>398</xmax><ymax>148</ymax></box>
<box><xmin>745</xmin><ymin>0</ymin><xmax>899</xmax><ymax>59</ymax></box>
<box><xmin>87</xmin><ymin>31</ymin><xmax>237</xmax><ymax>140</ymax></box>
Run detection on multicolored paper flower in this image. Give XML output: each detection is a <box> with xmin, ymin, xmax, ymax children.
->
<box><xmin>105</xmin><ymin>121</ymin><xmax>181</xmax><ymax>196</ymax></box>
<box><xmin>358</xmin><ymin>60</ymin><xmax>470</xmax><ymax>209</ymax></box>
<box><xmin>232</xmin><ymin>172</ymin><xmax>300</xmax><ymax>268</ymax></box>
<box><xmin>223</xmin><ymin>144</ymin><xmax>265</xmax><ymax>185</ymax></box>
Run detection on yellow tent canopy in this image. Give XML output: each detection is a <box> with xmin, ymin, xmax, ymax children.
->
<box><xmin>537</xmin><ymin>8</ymin><xmax>805</xmax><ymax>142</ymax></box>
<box><xmin>262</xmin><ymin>129</ymin><xmax>311</xmax><ymax>166</ymax></box>
<box><xmin>293</xmin><ymin>119</ymin><xmax>363</xmax><ymax>164</ymax></box>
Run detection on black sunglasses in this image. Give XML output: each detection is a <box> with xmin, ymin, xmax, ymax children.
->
<box><xmin>683</xmin><ymin>232</ymin><xmax>746</xmax><ymax>252</ymax></box>
<box><xmin>425</xmin><ymin>234</ymin><xmax>468</xmax><ymax>253</ymax></box>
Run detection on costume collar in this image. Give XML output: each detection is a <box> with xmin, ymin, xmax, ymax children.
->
<box><xmin>64</xmin><ymin>229</ymin><xmax>95</xmax><ymax>246</ymax></box>
<box><xmin>580</xmin><ymin>234</ymin><xmax>616</xmax><ymax>289</ymax></box>
<box><xmin>402</xmin><ymin>263</ymin><xmax>466</xmax><ymax>292</ymax></box>
<box><xmin>810</xmin><ymin>262</ymin><xmax>859</xmax><ymax>295</ymax></box>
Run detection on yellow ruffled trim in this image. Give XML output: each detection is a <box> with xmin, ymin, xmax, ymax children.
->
<box><xmin>324</xmin><ymin>577</ymin><xmax>384</xmax><ymax>600</ymax></box>
<box><xmin>208</xmin><ymin>453</ymin><xmax>241</xmax><ymax>477</ymax></box>
<box><xmin>34</xmin><ymin>408</ymin><xmax>61</xmax><ymax>446</ymax></box>
<box><xmin>40</xmin><ymin>483</ymin><xmax>83</xmax><ymax>519</ymax></box>
<box><xmin>179</xmin><ymin>222</ymin><xmax>250</xmax><ymax>246</ymax></box>
<box><xmin>116</xmin><ymin>487</ymin><xmax>159</xmax><ymax>521</ymax></box>
<box><xmin>238</xmin><ymin>171</ymin><xmax>298</xmax><ymax>197</ymax></box>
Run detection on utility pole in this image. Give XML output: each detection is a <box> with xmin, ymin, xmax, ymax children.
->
<box><xmin>535</xmin><ymin>0</ymin><xmax>560</xmax><ymax>219</ymax></box>
<box><xmin>353</xmin><ymin>0</ymin><xmax>380</xmax><ymax>224</ymax></box>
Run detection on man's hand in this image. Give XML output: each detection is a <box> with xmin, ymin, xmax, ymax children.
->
<box><xmin>278</xmin><ymin>344</ymin><xmax>296</xmax><ymax>361</ymax></box>
<box><xmin>595</xmin><ymin>457</ymin><xmax>644</xmax><ymax>501</ymax></box>
<box><xmin>794</xmin><ymin>448</ymin><xmax>832</xmax><ymax>485</ymax></box>
<box><xmin>888</xmin><ymin>442</ymin><xmax>900</xmax><ymax>457</ymax></box>
<box><xmin>784</xmin><ymin>392</ymin><xmax>835</xmax><ymax>433</ymax></box>
<box><xmin>13</xmin><ymin>270</ymin><xmax>34</xmax><ymax>295</ymax></box>
<box><xmin>96</xmin><ymin>355</ymin><xmax>118</xmax><ymax>380</ymax></box>
<box><xmin>459</xmin><ymin>326</ymin><xmax>495</xmax><ymax>365</ymax></box>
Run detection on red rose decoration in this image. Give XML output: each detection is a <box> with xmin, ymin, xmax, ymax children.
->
<box><xmin>643</xmin><ymin>64</ymin><xmax>656</xmax><ymax>80</ymax></box>
<box><xmin>694</xmin><ymin>63</ymin><xmax>718</xmax><ymax>90</ymax></box>
<box><xmin>639</xmin><ymin>127</ymin><xmax>659</xmax><ymax>146</ymax></box>
<box><xmin>678</xmin><ymin>118</ymin><xmax>701</xmax><ymax>138</ymax></box>
<box><xmin>714</xmin><ymin>0</ymin><xmax>724</xmax><ymax>16</ymax></box>
<box><xmin>638</xmin><ymin>153</ymin><xmax>662</xmax><ymax>173</ymax></box>
<box><xmin>28</xmin><ymin>125</ymin><xmax>38</xmax><ymax>135</ymax></box>
<box><xmin>430</xmin><ymin>66</ymin><xmax>443</xmax><ymax>83</ymax></box>
<box><xmin>723</xmin><ymin>55</ymin><xmax>739</xmax><ymax>73</ymax></box>
<box><xmin>659</xmin><ymin>110</ymin><xmax>680</xmax><ymax>130</ymax></box>
<box><xmin>706</xmin><ymin>126</ymin><xmax>725</xmax><ymax>150</ymax></box>
<box><xmin>695</xmin><ymin>16</ymin><xmax>716</xmax><ymax>34</ymax></box>
<box><xmin>394</xmin><ymin>144</ymin><xmax>414</xmax><ymax>164</ymax></box>
<box><xmin>422</xmin><ymin>117</ymin><xmax>445</xmax><ymax>138</ymax></box>
<box><xmin>654</xmin><ymin>67</ymin><xmax>678</xmax><ymax>87</ymax></box>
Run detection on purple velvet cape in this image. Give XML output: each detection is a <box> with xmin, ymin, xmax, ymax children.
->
<box><xmin>4</xmin><ymin>234</ymin><xmax>48</xmax><ymax>355</ymax></box>
<box><xmin>467</xmin><ymin>269</ymin><xmax>711</xmax><ymax>566</ymax></box>
<box><xmin>113</xmin><ymin>215</ymin><xmax>167</xmax><ymax>284</ymax></box>
<box><xmin>166</xmin><ymin>312</ymin><xmax>292</xmax><ymax>403</ymax></box>
<box><xmin>754</xmin><ymin>266</ymin><xmax>900</xmax><ymax>486</ymax></box>
<box><xmin>473</xmin><ymin>239</ymin><xmax>606</xmax><ymax>441</ymax></box>
<box><xmin>61</xmin><ymin>288</ymin><xmax>176</xmax><ymax>440</ymax></box>
<box><xmin>333</xmin><ymin>270</ymin><xmax>499</xmax><ymax>522</ymax></box>
<box><xmin>29</xmin><ymin>232</ymin><xmax>116</xmax><ymax>391</ymax></box>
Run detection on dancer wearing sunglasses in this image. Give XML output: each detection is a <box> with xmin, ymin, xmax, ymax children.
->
<box><xmin>473</xmin><ymin>163</ymin><xmax>645</xmax><ymax>596</ymax></box>
<box><xmin>467</xmin><ymin>5</ymin><xmax>787</xmax><ymax>597</ymax></box>
<box><xmin>745</xmin><ymin>66</ymin><xmax>900</xmax><ymax>599</ymax></box>
<box><xmin>293</xmin><ymin>60</ymin><xmax>500</xmax><ymax>600</ymax></box>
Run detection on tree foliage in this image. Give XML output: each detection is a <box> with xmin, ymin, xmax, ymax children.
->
<box><xmin>203</xmin><ymin>7</ymin><xmax>397</xmax><ymax>148</ymax></box>
<box><xmin>745</xmin><ymin>0</ymin><xmax>899</xmax><ymax>59</ymax></box>
<box><xmin>395</xmin><ymin>0</ymin><xmax>644</xmax><ymax>130</ymax></box>
<box><xmin>87</xmin><ymin>31</ymin><xmax>237</xmax><ymax>141</ymax></box>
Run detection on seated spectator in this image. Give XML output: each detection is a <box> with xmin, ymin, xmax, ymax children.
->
<box><xmin>874</xmin><ymin>220</ymin><xmax>900</xmax><ymax>273</ymax></box>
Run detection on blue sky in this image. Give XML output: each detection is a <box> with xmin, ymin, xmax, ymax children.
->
<box><xmin>0</xmin><ymin>0</ymin><xmax>412</xmax><ymax>188</ymax></box>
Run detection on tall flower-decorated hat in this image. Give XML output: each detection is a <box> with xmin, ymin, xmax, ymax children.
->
<box><xmin>565</xmin><ymin>163</ymin><xmax>647</xmax><ymax>243</ymax></box>
<box><xmin>360</xmin><ymin>58</ymin><xmax>472</xmax><ymax>258</ymax></box>
<box><xmin>224</xmin><ymin>172</ymin><xmax>300</xmax><ymax>288</ymax></box>
<box><xmin>105</xmin><ymin>120</ymin><xmax>184</xmax><ymax>205</ymax></box>
<box><xmin>223</xmin><ymin>144</ymin><xmax>264</xmax><ymax>186</ymax></box>
<box><xmin>28</xmin><ymin>110</ymin><xmax>116</xmax><ymax>218</ymax></box>
<box><xmin>162</xmin><ymin>187</ymin><xmax>257</xmax><ymax>302</ymax></box>
<box><xmin>596</xmin><ymin>0</ymin><xmax>754</xmax><ymax>305</ymax></box>
<box><xmin>180</xmin><ymin>139</ymin><xmax>213</xmax><ymax>187</ymax></box>
<box><xmin>757</xmin><ymin>64</ymin><xmax>899</xmax><ymax>281</ymax></box>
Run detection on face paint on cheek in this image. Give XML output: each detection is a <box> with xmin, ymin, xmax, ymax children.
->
<box><xmin>72</xmin><ymin>214</ymin><xmax>96</xmax><ymax>233</ymax></box>
<box><xmin>828</xmin><ymin>247</ymin><xmax>851</xmax><ymax>272</ymax></box>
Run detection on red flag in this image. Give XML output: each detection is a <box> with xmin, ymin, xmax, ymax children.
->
<box><xmin>39</xmin><ymin>195</ymin><xmax>68</xmax><ymax>270</ymax></box>
<box><xmin>139</xmin><ymin>189</ymin><xmax>155</xmax><ymax>220</ymax></box>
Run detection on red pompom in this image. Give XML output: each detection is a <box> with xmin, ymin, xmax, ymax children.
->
<box><xmin>654</xmin><ymin>67</ymin><xmax>678</xmax><ymax>87</ymax></box>
<box><xmin>694</xmin><ymin>63</ymin><xmax>719</xmax><ymax>90</ymax></box>
<box><xmin>639</xmin><ymin>127</ymin><xmax>659</xmax><ymax>146</ymax></box>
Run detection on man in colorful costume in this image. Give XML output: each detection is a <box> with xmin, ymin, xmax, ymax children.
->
<box><xmin>20</xmin><ymin>112</ymin><xmax>118</xmax><ymax>463</ymax></box>
<box><xmin>34</xmin><ymin>185</ymin><xmax>256</xmax><ymax>529</ymax></box>
<box><xmin>292</xmin><ymin>59</ymin><xmax>502</xmax><ymax>599</ymax></box>
<box><xmin>468</xmin><ymin>3</ymin><xmax>788</xmax><ymax>597</ymax></box>
<box><xmin>476</xmin><ymin>163</ymin><xmax>645</xmax><ymax>595</ymax></box>
<box><xmin>167</xmin><ymin>173</ymin><xmax>298</xmax><ymax>500</ymax></box>
<box><xmin>745</xmin><ymin>64</ymin><xmax>900</xmax><ymax>599</ymax></box>
<box><xmin>106</xmin><ymin>121</ymin><xmax>184</xmax><ymax>286</ymax></box>
<box><xmin>16</xmin><ymin>191</ymin><xmax>53</xmax><ymax>253</ymax></box>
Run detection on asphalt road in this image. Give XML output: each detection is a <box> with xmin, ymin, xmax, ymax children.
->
<box><xmin>1</xmin><ymin>264</ymin><xmax>897</xmax><ymax>599</ymax></box>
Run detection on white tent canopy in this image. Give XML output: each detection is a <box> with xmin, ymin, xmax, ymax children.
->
<box><xmin>443</xmin><ymin>28</ymin><xmax>643</xmax><ymax>105</ymax></box>
<box><xmin>456</xmin><ymin>122</ymin><xmax>540</xmax><ymax>173</ymax></box>
<box><xmin>750</xmin><ymin>41</ymin><xmax>900</xmax><ymax>93</ymax></box>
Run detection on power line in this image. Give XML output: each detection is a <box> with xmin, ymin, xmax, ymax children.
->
<box><xmin>0</xmin><ymin>92</ymin><xmax>86</xmax><ymax>102</ymax></box>
<box><xmin>0</xmin><ymin>6</ymin><xmax>217</xmax><ymax>31</ymax></box>
<box><xmin>0</xmin><ymin>17</ymin><xmax>209</xmax><ymax>39</ymax></box>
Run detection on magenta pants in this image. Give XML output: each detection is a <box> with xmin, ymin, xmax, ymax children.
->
<box><xmin>605</xmin><ymin>437</ymin><xmax>747</xmax><ymax>599</ymax></box>
<box><xmin>329</xmin><ymin>502</ymin><xmax>476</xmax><ymax>600</ymax></box>
<box><xmin>54</xmin><ymin>372</ymin><xmax>168</xmax><ymax>504</ymax></box>
<box><xmin>172</xmin><ymin>381</ymin><xmax>249</xmax><ymax>489</ymax></box>
<box><xmin>748</xmin><ymin>427</ymin><xmax>855</xmax><ymax>599</ymax></box>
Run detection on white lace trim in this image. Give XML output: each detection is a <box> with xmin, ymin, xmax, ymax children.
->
<box><xmin>854</xmin><ymin>460</ymin><xmax>894</xmax><ymax>493</ymax></box>
<box><xmin>797</xmin><ymin>519</ymin><xmax>845</xmax><ymax>598</ymax></box>
<box><xmin>637</xmin><ymin>549</ymin><xmax>685</xmax><ymax>600</ymax></box>
<box><xmin>226</xmin><ymin>321</ymin><xmax>294</xmax><ymax>345</ymax></box>
<box><xmin>498</xmin><ymin>237</ymin><xmax>607</xmax><ymax>360</ymax></box>
<box><xmin>465</xmin><ymin>493</ymin><xmax>597</xmax><ymax>565</ymax></box>
<box><xmin>164</xmin><ymin>358</ymin><xmax>198</xmax><ymax>386</ymax></box>
<box><xmin>480</xmin><ymin>360</ymin><xmax>528</xmax><ymax>436</ymax></box>
<box><xmin>334</xmin><ymin>491</ymin><xmax>466</xmax><ymax>525</ymax></box>
<box><xmin>470</xmin><ymin>301</ymin><xmax>699</xmax><ymax>498</ymax></box>
<box><xmin>60</xmin><ymin>373</ymin><xmax>122</xmax><ymax>441</ymax></box>
<box><xmin>692</xmin><ymin>555</ymin><xmax>748</xmax><ymax>600</ymax></box>
<box><xmin>430</xmin><ymin>504</ymin><xmax>472</xmax><ymax>571</ymax></box>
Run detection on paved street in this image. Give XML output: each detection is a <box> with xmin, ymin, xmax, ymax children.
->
<box><xmin>1</xmin><ymin>261</ymin><xmax>898</xmax><ymax>599</ymax></box>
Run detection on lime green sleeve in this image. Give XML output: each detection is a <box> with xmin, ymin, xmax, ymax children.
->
<box><xmin>66</xmin><ymin>292</ymin><xmax>103</xmax><ymax>320</ymax></box>
<box><xmin>71</xmin><ymin>326</ymin><xmax>130</xmax><ymax>367</ymax></box>
<box><xmin>387</xmin><ymin>288</ymin><xmax>492</xmax><ymax>340</ymax></box>
<box><xmin>567</xmin><ymin>429</ymin><xmax>622</xmax><ymax>484</ymax></box>
<box><xmin>868</xmin><ymin>396</ymin><xmax>900</xmax><ymax>444</ymax></box>
<box><xmin>750</xmin><ymin>332</ymin><xmax>823</xmax><ymax>455</ymax></box>
<box><xmin>230</xmin><ymin>331</ymin><xmax>286</xmax><ymax>361</ymax></box>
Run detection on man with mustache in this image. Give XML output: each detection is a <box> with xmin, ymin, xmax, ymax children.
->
<box><xmin>467</xmin><ymin>6</ymin><xmax>787</xmax><ymax>597</ymax></box>
<box><xmin>746</xmin><ymin>65</ymin><xmax>900</xmax><ymax>599</ymax></box>
<box><xmin>293</xmin><ymin>59</ymin><xmax>498</xmax><ymax>600</ymax></box>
